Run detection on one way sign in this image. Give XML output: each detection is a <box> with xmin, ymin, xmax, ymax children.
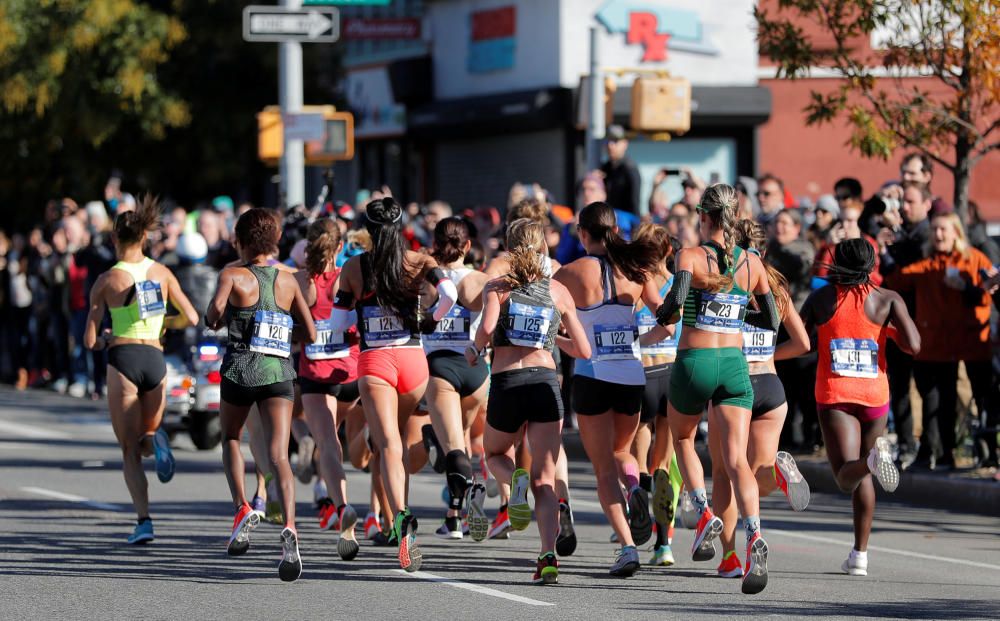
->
<box><xmin>243</xmin><ymin>5</ymin><xmax>340</xmax><ymax>43</ymax></box>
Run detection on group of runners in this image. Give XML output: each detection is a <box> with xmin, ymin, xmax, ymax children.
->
<box><xmin>84</xmin><ymin>184</ymin><xmax>919</xmax><ymax>592</ymax></box>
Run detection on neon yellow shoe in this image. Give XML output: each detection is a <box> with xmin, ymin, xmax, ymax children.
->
<box><xmin>508</xmin><ymin>468</ymin><xmax>532</xmax><ymax>531</ymax></box>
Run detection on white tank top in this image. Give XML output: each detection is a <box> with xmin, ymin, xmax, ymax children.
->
<box><xmin>423</xmin><ymin>267</ymin><xmax>483</xmax><ymax>354</ymax></box>
<box><xmin>573</xmin><ymin>256</ymin><xmax>644</xmax><ymax>385</ymax></box>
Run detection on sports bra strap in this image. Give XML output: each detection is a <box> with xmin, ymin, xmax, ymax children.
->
<box><xmin>598</xmin><ymin>256</ymin><xmax>618</xmax><ymax>304</ymax></box>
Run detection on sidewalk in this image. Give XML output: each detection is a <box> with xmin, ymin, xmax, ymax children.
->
<box><xmin>560</xmin><ymin>428</ymin><xmax>1000</xmax><ymax>517</ymax></box>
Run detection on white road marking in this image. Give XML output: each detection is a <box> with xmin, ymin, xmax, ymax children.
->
<box><xmin>393</xmin><ymin>570</ymin><xmax>554</xmax><ymax>606</ymax></box>
<box><xmin>772</xmin><ymin>528</ymin><xmax>1000</xmax><ymax>571</ymax></box>
<box><xmin>21</xmin><ymin>486</ymin><xmax>121</xmax><ymax>512</ymax></box>
<box><xmin>81</xmin><ymin>460</ymin><xmax>106</xmax><ymax>468</ymax></box>
<box><xmin>0</xmin><ymin>441</ymin><xmax>37</xmax><ymax>450</ymax></box>
<box><xmin>0</xmin><ymin>419</ymin><xmax>70</xmax><ymax>440</ymax></box>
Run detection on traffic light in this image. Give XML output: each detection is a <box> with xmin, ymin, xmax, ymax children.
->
<box><xmin>256</xmin><ymin>105</ymin><xmax>355</xmax><ymax>165</ymax></box>
<box><xmin>630</xmin><ymin>76</ymin><xmax>691</xmax><ymax>133</ymax></box>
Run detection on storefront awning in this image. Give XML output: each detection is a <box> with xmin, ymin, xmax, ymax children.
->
<box><xmin>408</xmin><ymin>87</ymin><xmax>575</xmax><ymax>138</ymax></box>
<box><xmin>609</xmin><ymin>85</ymin><xmax>772</xmax><ymax>128</ymax></box>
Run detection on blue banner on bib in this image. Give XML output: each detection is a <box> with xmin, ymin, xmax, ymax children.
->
<box><xmin>250</xmin><ymin>310</ymin><xmax>293</xmax><ymax>358</ymax></box>
<box><xmin>830</xmin><ymin>338</ymin><xmax>878</xmax><ymax>378</ymax></box>
<box><xmin>505</xmin><ymin>301</ymin><xmax>553</xmax><ymax>349</ymax></box>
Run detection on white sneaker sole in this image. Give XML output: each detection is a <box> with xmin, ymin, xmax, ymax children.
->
<box><xmin>775</xmin><ymin>451</ymin><xmax>811</xmax><ymax>511</ymax></box>
<box><xmin>279</xmin><ymin>528</ymin><xmax>303</xmax><ymax>582</ymax></box>
<box><xmin>228</xmin><ymin>511</ymin><xmax>260</xmax><ymax>556</ymax></box>
<box><xmin>467</xmin><ymin>484</ymin><xmax>490</xmax><ymax>542</ymax></box>
<box><xmin>871</xmin><ymin>437</ymin><xmax>900</xmax><ymax>492</ymax></box>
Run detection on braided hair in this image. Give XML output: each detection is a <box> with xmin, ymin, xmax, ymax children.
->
<box><xmin>735</xmin><ymin>218</ymin><xmax>789</xmax><ymax>318</ymax></box>
<box><xmin>699</xmin><ymin>184</ymin><xmax>740</xmax><ymax>293</ymax></box>
<box><xmin>824</xmin><ymin>238</ymin><xmax>875</xmax><ymax>286</ymax></box>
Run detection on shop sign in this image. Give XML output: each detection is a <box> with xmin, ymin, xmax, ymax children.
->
<box><xmin>342</xmin><ymin>18</ymin><xmax>421</xmax><ymax>40</ymax></box>
<box><xmin>596</xmin><ymin>0</ymin><xmax>719</xmax><ymax>62</ymax></box>
<box><xmin>467</xmin><ymin>5</ymin><xmax>516</xmax><ymax>73</ymax></box>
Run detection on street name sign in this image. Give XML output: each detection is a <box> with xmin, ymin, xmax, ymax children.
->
<box><xmin>243</xmin><ymin>6</ymin><xmax>340</xmax><ymax>43</ymax></box>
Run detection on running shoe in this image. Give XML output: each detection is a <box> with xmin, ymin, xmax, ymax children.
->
<box><xmin>313</xmin><ymin>478</ymin><xmax>328</xmax><ymax>508</ymax></box>
<box><xmin>868</xmin><ymin>436</ymin><xmax>900</xmax><ymax>492</ymax></box>
<box><xmin>295</xmin><ymin>435</ymin><xmax>316</xmax><ymax>484</ymax></box>
<box><xmin>649</xmin><ymin>544</ymin><xmax>675</xmax><ymax>567</ymax></box>
<box><xmin>651</xmin><ymin>468</ymin><xmax>675</xmax><ymax>527</ymax></box>
<box><xmin>485</xmin><ymin>476</ymin><xmax>499</xmax><ymax>498</ymax></box>
<box><xmin>679</xmin><ymin>492</ymin><xmax>698</xmax><ymax>529</ymax></box>
<box><xmin>488</xmin><ymin>507</ymin><xmax>511</xmax><ymax>540</ymax></box>
<box><xmin>691</xmin><ymin>509</ymin><xmax>723</xmax><ymax>562</ymax></box>
<box><xmin>841</xmin><ymin>549</ymin><xmax>868</xmax><ymax>576</ymax></box>
<box><xmin>227</xmin><ymin>503</ymin><xmax>260</xmax><ymax>556</ymax></box>
<box><xmin>508</xmin><ymin>468</ymin><xmax>531</xmax><ymax>531</ymax></box>
<box><xmin>152</xmin><ymin>429</ymin><xmax>176</xmax><ymax>484</ymax></box>
<box><xmin>127</xmin><ymin>520</ymin><xmax>154</xmax><ymax>545</ymax></box>
<box><xmin>742</xmin><ymin>532</ymin><xmax>768</xmax><ymax>594</ymax></box>
<box><xmin>533</xmin><ymin>552</ymin><xmax>559</xmax><ymax>585</ymax></box>
<box><xmin>337</xmin><ymin>504</ymin><xmax>360</xmax><ymax>561</ymax></box>
<box><xmin>250</xmin><ymin>496</ymin><xmax>266</xmax><ymax>521</ymax></box>
<box><xmin>609</xmin><ymin>545</ymin><xmax>640</xmax><ymax>577</ymax></box>
<box><xmin>318</xmin><ymin>498</ymin><xmax>336</xmax><ymax>531</ymax></box>
<box><xmin>395</xmin><ymin>508</ymin><xmax>422</xmax><ymax>572</ymax></box>
<box><xmin>278</xmin><ymin>527</ymin><xmax>302</xmax><ymax>582</ymax></box>
<box><xmin>717</xmin><ymin>550</ymin><xmax>743</xmax><ymax>578</ymax></box>
<box><xmin>627</xmin><ymin>486</ymin><xmax>653</xmax><ymax>546</ymax></box>
<box><xmin>609</xmin><ymin>531</ymin><xmax>619</xmax><ymax>543</ymax></box>
<box><xmin>555</xmin><ymin>500</ymin><xmax>577</xmax><ymax>557</ymax></box>
<box><xmin>774</xmin><ymin>451</ymin><xmax>811</xmax><ymax>511</ymax></box>
<box><xmin>372</xmin><ymin>528</ymin><xmax>397</xmax><ymax>547</ymax></box>
<box><xmin>435</xmin><ymin>515</ymin><xmax>463</xmax><ymax>540</ymax></box>
<box><xmin>467</xmin><ymin>481</ymin><xmax>490</xmax><ymax>542</ymax></box>
<box><xmin>422</xmin><ymin>425</ymin><xmax>446</xmax><ymax>474</ymax></box>
<box><xmin>264</xmin><ymin>473</ymin><xmax>284</xmax><ymax>524</ymax></box>
<box><xmin>364</xmin><ymin>512</ymin><xmax>381</xmax><ymax>540</ymax></box>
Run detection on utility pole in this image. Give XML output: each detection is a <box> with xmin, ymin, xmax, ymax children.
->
<box><xmin>279</xmin><ymin>0</ymin><xmax>305</xmax><ymax>208</ymax></box>
<box><xmin>586</xmin><ymin>25</ymin><xmax>604</xmax><ymax>171</ymax></box>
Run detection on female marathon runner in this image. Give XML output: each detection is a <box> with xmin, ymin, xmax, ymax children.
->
<box><xmin>206</xmin><ymin>208</ymin><xmax>316</xmax><ymax>582</ymax></box>
<box><xmin>629</xmin><ymin>223</ymin><xmax>683</xmax><ymax>568</ymax></box>
<box><xmin>554</xmin><ymin>202</ymin><xmax>665</xmax><ymax>577</ymax></box>
<box><xmin>655</xmin><ymin>183</ymin><xmax>780</xmax><ymax>594</ymax></box>
<box><xmin>801</xmin><ymin>238</ymin><xmax>919</xmax><ymax>577</ymax></box>
<box><xmin>468</xmin><ymin>218</ymin><xmax>590</xmax><ymax>584</ymax></box>
<box><xmin>85</xmin><ymin>196</ymin><xmax>199</xmax><ymax>544</ymax></box>
<box><xmin>294</xmin><ymin>218</ymin><xmax>362</xmax><ymax>561</ymax></box>
<box><xmin>329</xmin><ymin>197</ymin><xmax>458</xmax><ymax>572</ymax></box>
<box><xmin>484</xmin><ymin>200</ymin><xmax>577</xmax><ymax>553</ymax></box>
<box><xmin>424</xmin><ymin>217</ymin><xmax>492</xmax><ymax>542</ymax></box>
<box><xmin>711</xmin><ymin>219</ymin><xmax>812</xmax><ymax>579</ymax></box>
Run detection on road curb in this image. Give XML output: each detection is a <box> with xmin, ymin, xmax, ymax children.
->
<box><xmin>560</xmin><ymin>428</ymin><xmax>1000</xmax><ymax>517</ymax></box>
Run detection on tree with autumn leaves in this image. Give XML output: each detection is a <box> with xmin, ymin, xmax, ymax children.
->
<box><xmin>756</xmin><ymin>0</ymin><xmax>999</xmax><ymax>221</ymax></box>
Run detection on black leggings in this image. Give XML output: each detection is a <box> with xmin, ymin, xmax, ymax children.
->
<box><xmin>913</xmin><ymin>361</ymin><xmax>959</xmax><ymax>461</ymax></box>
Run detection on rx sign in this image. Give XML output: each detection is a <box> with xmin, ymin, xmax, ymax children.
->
<box><xmin>595</xmin><ymin>1</ymin><xmax>719</xmax><ymax>62</ymax></box>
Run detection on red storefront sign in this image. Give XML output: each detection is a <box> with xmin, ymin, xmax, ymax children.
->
<box><xmin>342</xmin><ymin>18</ymin><xmax>421</xmax><ymax>40</ymax></box>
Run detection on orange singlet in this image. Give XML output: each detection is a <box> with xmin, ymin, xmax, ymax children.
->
<box><xmin>815</xmin><ymin>285</ymin><xmax>889</xmax><ymax>408</ymax></box>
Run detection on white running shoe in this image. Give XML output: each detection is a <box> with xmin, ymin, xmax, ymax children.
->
<box><xmin>466</xmin><ymin>480</ymin><xmax>489</xmax><ymax>542</ymax></box>
<box><xmin>679</xmin><ymin>493</ymin><xmax>698</xmax><ymax>529</ymax></box>
<box><xmin>609</xmin><ymin>546</ymin><xmax>640</xmax><ymax>577</ymax></box>
<box><xmin>279</xmin><ymin>528</ymin><xmax>302</xmax><ymax>582</ymax></box>
<box><xmin>868</xmin><ymin>436</ymin><xmax>900</xmax><ymax>492</ymax></box>
<box><xmin>841</xmin><ymin>549</ymin><xmax>868</xmax><ymax>576</ymax></box>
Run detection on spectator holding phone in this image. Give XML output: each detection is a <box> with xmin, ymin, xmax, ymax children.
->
<box><xmin>884</xmin><ymin>209</ymin><xmax>996</xmax><ymax>470</ymax></box>
<box><xmin>815</xmin><ymin>197</ymin><xmax>882</xmax><ymax>286</ymax></box>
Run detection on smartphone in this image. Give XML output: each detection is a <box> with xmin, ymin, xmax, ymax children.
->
<box><xmin>661</xmin><ymin>168</ymin><xmax>681</xmax><ymax>176</ymax></box>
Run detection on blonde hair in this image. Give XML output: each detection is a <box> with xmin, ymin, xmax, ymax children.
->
<box><xmin>699</xmin><ymin>184</ymin><xmax>740</xmax><ymax>293</ymax></box>
<box><xmin>504</xmin><ymin>218</ymin><xmax>546</xmax><ymax>287</ymax></box>
<box><xmin>506</xmin><ymin>198</ymin><xmax>549</xmax><ymax>227</ymax></box>
<box><xmin>927</xmin><ymin>212</ymin><xmax>970</xmax><ymax>258</ymax></box>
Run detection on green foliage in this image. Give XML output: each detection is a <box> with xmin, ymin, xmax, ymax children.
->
<box><xmin>0</xmin><ymin>0</ymin><xmax>342</xmax><ymax>228</ymax></box>
<box><xmin>756</xmin><ymin>0</ymin><xmax>1000</xmax><ymax>215</ymax></box>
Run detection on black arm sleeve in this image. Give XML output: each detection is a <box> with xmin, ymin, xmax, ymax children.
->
<box><xmin>656</xmin><ymin>270</ymin><xmax>691</xmax><ymax>326</ymax></box>
<box><xmin>755</xmin><ymin>290</ymin><xmax>781</xmax><ymax>332</ymax></box>
<box><xmin>425</xmin><ymin>267</ymin><xmax>446</xmax><ymax>286</ymax></box>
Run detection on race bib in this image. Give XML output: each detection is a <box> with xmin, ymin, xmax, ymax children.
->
<box><xmin>505</xmin><ymin>301</ymin><xmax>553</xmax><ymax>349</ymax></box>
<box><xmin>830</xmin><ymin>338</ymin><xmax>879</xmax><ymax>378</ymax></box>
<box><xmin>304</xmin><ymin>319</ymin><xmax>350</xmax><ymax>360</ymax></box>
<box><xmin>425</xmin><ymin>305</ymin><xmax>472</xmax><ymax>345</ymax></box>
<box><xmin>249</xmin><ymin>310</ymin><xmax>292</xmax><ymax>358</ymax></box>
<box><xmin>695</xmin><ymin>292</ymin><xmax>747</xmax><ymax>334</ymax></box>
<box><xmin>135</xmin><ymin>280</ymin><xmax>165</xmax><ymax>320</ymax></box>
<box><xmin>742</xmin><ymin>326</ymin><xmax>777</xmax><ymax>362</ymax></box>
<box><xmin>362</xmin><ymin>306</ymin><xmax>411</xmax><ymax>347</ymax></box>
<box><xmin>593</xmin><ymin>322</ymin><xmax>639</xmax><ymax>361</ymax></box>
<box><xmin>637</xmin><ymin>313</ymin><xmax>678</xmax><ymax>357</ymax></box>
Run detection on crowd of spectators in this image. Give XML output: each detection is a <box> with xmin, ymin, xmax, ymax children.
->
<box><xmin>2</xmin><ymin>135</ymin><xmax>997</xmax><ymax>471</ymax></box>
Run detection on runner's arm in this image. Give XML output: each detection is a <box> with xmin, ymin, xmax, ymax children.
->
<box><xmin>163</xmin><ymin>271</ymin><xmax>199</xmax><ymax>330</ymax></box>
<box><xmin>205</xmin><ymin>269</ymin><xmax>234</xmax><ymax>331</ymax></box>
<box><xmin>84</xmin><ymin>275</ymin><xmax>109</xmax><ymax>350</ymax></box>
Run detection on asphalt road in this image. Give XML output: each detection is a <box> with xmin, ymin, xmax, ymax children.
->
<box><xmin>2</xmin><ymin>387</ymin><xmax>999</xmax><ymax>621</ymax></box>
